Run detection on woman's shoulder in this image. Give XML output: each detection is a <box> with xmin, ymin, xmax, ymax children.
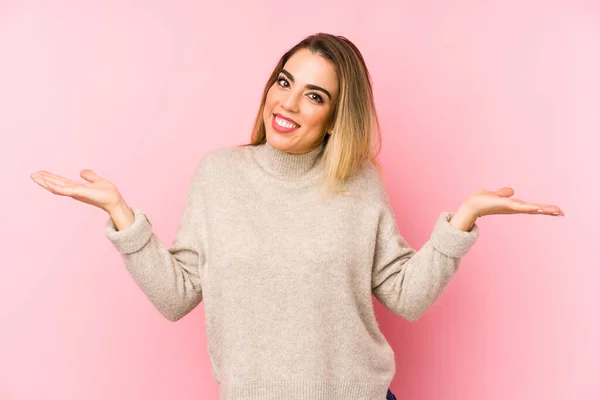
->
<box><xmin>195</xmin><ymin>144</ymin><xmax>249</xmax><ymax>169</ymax></box>
<box><xmin>349</xmin><ymin>159</ymin><xmax>387</xmax><ymax>192</ymax></box>
<box><xmin>340</xmin><ymin>159</ymin><xmax>390</xmax><ymax>206</ymax></box>
<box><xmin>187</xmin><ymin>145</ymin><xmax>248</xmax><ymax>186</ymax></box>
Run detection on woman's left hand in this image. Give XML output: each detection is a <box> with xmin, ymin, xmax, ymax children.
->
<box><xmin>464</xmin><ymin>187</ymin><xmax>565</xmax><ymax>218</ymax></box>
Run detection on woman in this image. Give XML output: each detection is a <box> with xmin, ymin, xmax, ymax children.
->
<box><xmin>31</xmin><ymin>33</ymin><xmax>563</xmax><ymax>400</ymax></box>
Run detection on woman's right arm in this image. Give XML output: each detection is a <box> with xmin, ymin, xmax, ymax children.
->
<box><xmin>31</xmin><ymin>163</ymin><xmax>208</xmax><ymax>322</ymax></box>
<box><xmin>103</xmin><ymin>163</ymin><xmax>208</xmax><ymax>322</ymax></box>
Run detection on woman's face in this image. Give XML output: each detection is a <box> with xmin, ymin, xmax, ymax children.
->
<box><xmin>263</xmin><ymin>48</ymin><xmax>339</xmax><ymax>154</ymax></box>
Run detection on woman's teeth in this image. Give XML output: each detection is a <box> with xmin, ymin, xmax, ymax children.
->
<box><xmin>275</xmin><ymin>116</ymin><xmax>299</xmax><ymax>128</ymax></box>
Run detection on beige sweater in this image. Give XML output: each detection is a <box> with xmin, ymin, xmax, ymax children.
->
<box><xmin>105</xmin><ymin>139</ymin><xmax>480</xmax><ymax>400</ymax></box>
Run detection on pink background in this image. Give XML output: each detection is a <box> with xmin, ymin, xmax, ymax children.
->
<box><xmin>2</xmin><ymin>0</ymin><xmax>598</xmax><ymax>399</ymax></box>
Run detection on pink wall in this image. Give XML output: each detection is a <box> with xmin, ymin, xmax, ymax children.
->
<box><xmin>2</xmin><ymin>0</ymin><xmax>598</xmax><ymax>399</ymax></box>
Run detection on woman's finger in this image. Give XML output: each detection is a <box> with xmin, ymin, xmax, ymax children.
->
<box><xmin>34</xmin><ymin>171</ymin><xmax>74</xmax><ymax>185</ymax></box>
<box><xmin>38</xmin><ymin>175</ymin><xmax>71</xmax><ymax>187</ymax></box>
<box><xmin>512</xmin><ymin>200</ymin><xmax>564</xmax><ymax>216</ymax></box>
<box><xmin>33</xmin><ymin>177</ymin><xmax>60</xmax><ymax>194</ymax></box>
<box><xmin>508</xmin><ymin>201</ymin><xmax>542</xmax><ymax>214</ymax></box>
<box><xmin>80</xmin><ymin>169</ymin><xmax>101</xmax><ymax>183</ymax></box>
<box><xmin>36</xmin><ymin>178</ymin><xmax>75</xmax><ymax>197</ymax></box>
<box><xmin>32</xmin><ymin>176</ymin><xmax>51</xmax><ymax>191</ymax></box>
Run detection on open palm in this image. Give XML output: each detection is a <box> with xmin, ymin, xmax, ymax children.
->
<box><xmin>466</xmin><ymin>187</ymin><xmax>564</xmax><ymax>218</ymax></box>
<box><xmin>30</xmin><ymin>169</ymin><xmax>123</xmax><ymax>213</ymax></box>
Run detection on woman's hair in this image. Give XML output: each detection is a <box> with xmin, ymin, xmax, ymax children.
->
<box><xmin>242</xmin><ymin>32</ymin><xmax>384</xmax><ymax>200</ymax></box>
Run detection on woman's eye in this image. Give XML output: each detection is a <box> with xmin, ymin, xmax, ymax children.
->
<box><xmin>309</xmin><ymin>93</ymin><xmax>324</xmax><ymax>103</ymax></box>
<box><xmin>277</xmin><ymin>77</ymin><xmax>288</xmax><ymax>87</ymax></box>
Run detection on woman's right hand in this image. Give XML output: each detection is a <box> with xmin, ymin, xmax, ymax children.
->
<box><xmin>31</xmin><ymin>169</ymin><xmax>124</xmax><ymax>213</ymax></box>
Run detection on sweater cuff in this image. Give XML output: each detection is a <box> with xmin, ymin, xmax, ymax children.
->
<box><xmin>430</xmin><ymin>211</ymin><xmax>480</xmax><ymax>258</ymax></box>
<box><xmin>105</xmin><ymin>207</ymin><xmax>153</xmax><ymax>254</ymax></box>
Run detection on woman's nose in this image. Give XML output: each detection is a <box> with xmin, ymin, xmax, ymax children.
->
<box><xmin>281</xmin><ymin>91</ymin><xmax>301</xmax><ymax>112</ymax></box>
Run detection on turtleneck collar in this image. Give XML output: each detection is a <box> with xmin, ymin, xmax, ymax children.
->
<box><xmin>252</xmin><ymin>139</ymin><xmax>326</xmax><ymax>180</ymax></box>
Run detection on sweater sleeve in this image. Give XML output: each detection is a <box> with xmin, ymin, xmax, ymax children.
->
<box><xmin>104</xmin><ymin>160</ymin><xmax>208</xmax><ymax>322</ymax></box>
<box><xmin>371</xmin><ymin>201</ymin><xmax>480</xmax><ymax>323</ymax></box>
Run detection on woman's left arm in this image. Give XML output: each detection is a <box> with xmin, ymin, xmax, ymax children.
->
<box><xmin>371</xmin><ymin>186</ymin><xmax>564</xmax><ymax>322</ymax></box>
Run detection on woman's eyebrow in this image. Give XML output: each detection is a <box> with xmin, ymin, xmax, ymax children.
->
<box><xmin>280</xmin><ymin>69</ymin><xmax>332</xmax><ymax>100</ymax></box>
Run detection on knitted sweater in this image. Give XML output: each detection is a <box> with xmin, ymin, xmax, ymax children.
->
<box><xmin>105</xmin><ymin>139</ymin><xmax>480</xmax><ymax>400</ymax></box>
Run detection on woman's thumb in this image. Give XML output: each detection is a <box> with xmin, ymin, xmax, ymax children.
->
<box><xmin>80</xmin><ymin>169</ymin><xmax>100</xmax><ymax>183</ymax></box>
<box><xmin>495</xmin><ymin>187</ymin><xmax>514</xmax><ymax>197</ymax></box>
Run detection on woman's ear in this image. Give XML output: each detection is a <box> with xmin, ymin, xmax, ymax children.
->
<box><xmin>326</xmin><ymin>122</ymin><xmax>335</xmax><ymax>135</ymax></box>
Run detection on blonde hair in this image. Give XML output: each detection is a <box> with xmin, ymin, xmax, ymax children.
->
<box><xmin>241</xmin><ymin>33</ymin><xmax>385</xmax><ymax>200</ymax></box>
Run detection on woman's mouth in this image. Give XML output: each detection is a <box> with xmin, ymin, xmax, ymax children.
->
<box><xmin>272</xmin><ymin>114</ymin><xmax>300</xmax><ymax>134</ymax></box>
